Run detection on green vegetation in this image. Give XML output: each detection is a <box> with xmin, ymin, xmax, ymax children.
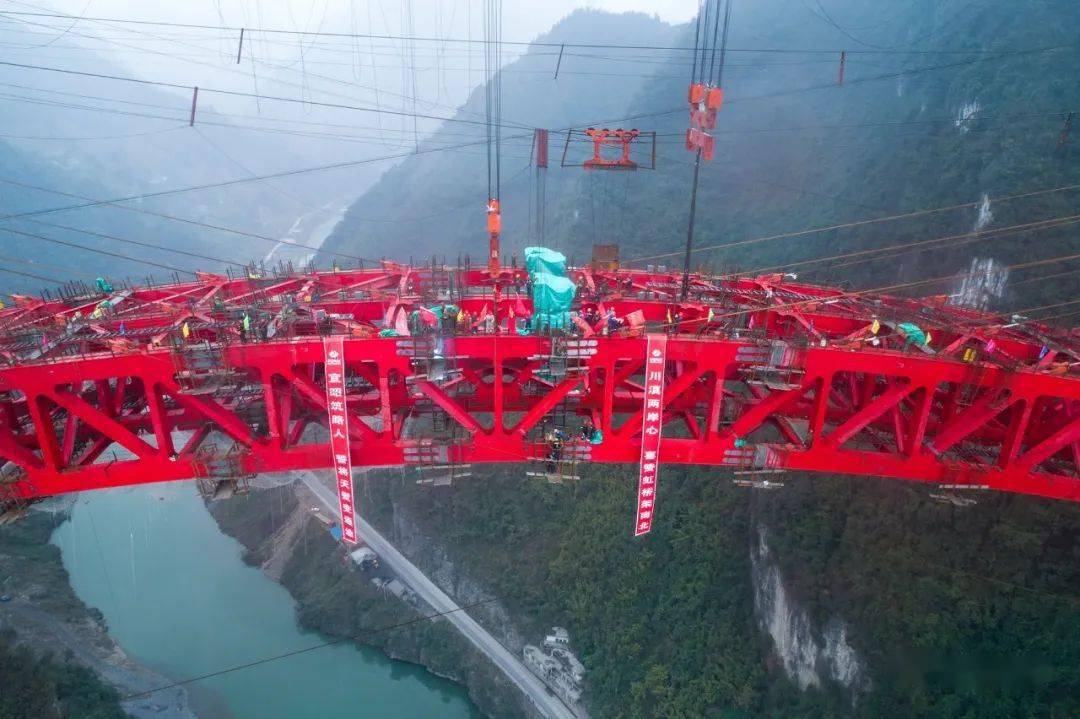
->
<box><xmin>209</xmin><ymin>485</ymin><xmax>521</xmax><ymax>718</ymax></box>
<box><xmin>318</xmin><ymin>2</ymin><xmax>1080</xmax><ymax>717</ymax></box>
<box><xmin>364</xmin><ymin>466</ymin><xmax>1079</xmax><ymax>718</ymax></box>
<box><xmin>323</xmin><ymin>1</ymin><xmax>1079</xmax><ymax>315</ymax></box>
<box><xmin>0</xmin><ymin>628</ymin><xmax>127</xmax><ymax>719</ymax></box>
<box><xmin>0</xmin><ymin>512</ymin><xmax>128</xmax><ymax>719</ymax></box>
<box><xmin>0</xmin><ymin>511</ymin><xmax>90</xmax><ymax>620</ymax></box>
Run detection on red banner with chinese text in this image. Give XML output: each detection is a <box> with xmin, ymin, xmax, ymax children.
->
<box><xmin>324</xmin><ymin>337</ymin><xmax>357</xmax><ymax>545</ymax></box>
<box><xmin>634</xmin><ymin>334</ymin><xmax>667</xmax><ymax>536</ymax></box>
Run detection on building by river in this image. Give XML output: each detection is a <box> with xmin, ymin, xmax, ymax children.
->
<box><xmin>524</xmin><ymin>626</ymin><xmax>586</xmax><ymax>709</ymax></box>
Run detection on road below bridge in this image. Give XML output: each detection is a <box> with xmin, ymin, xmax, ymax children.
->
<box><xmin>298</xmin><ymin>471</ymin><xmax>575</xmax><ymax>719</ymax></box>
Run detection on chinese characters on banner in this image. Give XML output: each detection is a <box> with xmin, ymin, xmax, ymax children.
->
<box><xmin>324</xmin><ymin>337</ymin><xmax>357</xmax><ymax>544</ymax></box>
<box><xmin>634</xmin><ymin>334</ymin><xmax>667</xmax><ymax>537</ymax></box>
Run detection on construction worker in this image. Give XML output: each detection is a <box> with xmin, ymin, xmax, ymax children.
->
<box><xmin>241</xmin><ymin>312</ymin><xmax>252</xmax><ymax>342</ymax></box>
<box><xmin>580</xmin><ymin>419</ymin><xmax>595</xmax><ymax>442</ymax></box>
<box><xmin>580</xmin><ymin>419</ymin><xmax>603</xmax><ymax>445</ymax></box>
<box><xmin>606</xmin><ymin>311</ymin><xmax>621</xmax><ymax>336</ymax></box>
<box><xmin>545</xmin><ymin>428</ymin><xmax>567</xmax><ymax>473</ymax></box>
<box><xmin>181</xmin><ymin>321</ymin><xmax>191</xmax><ymax>341</ymax></box>
<box><xmin>92</xmin><ymin>299</ymin><xmax>112</xmax><ymax>319</ymax></box>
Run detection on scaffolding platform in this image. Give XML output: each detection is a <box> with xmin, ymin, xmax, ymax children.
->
<box><xmin>172</xmin><ymin>341</ymin><xmax>241</xmax><ymax>395</ymax></box>
<box><xmin>192</xmin><ymin>442</ymin><xmax>253</xmax><ymax>500</ymax></box>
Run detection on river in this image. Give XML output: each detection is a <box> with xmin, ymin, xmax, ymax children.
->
<box><xmin>51</xmin><ymin>483</ymin><xmax>481</xmax><ymax>719</ymax></box>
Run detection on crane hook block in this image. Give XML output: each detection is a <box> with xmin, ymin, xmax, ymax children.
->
<box><xmin>486</xmin><ymin>199</ymin><xmax>501</xmax><ymax>234</ymax></box>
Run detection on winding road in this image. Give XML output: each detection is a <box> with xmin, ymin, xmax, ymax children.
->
<box><xmin>298</xmin><ymin>471</ymin><xmax>575</xmax><ymax>719</ymax></box>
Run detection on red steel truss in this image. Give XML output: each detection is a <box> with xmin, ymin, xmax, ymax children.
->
<box><xmin>0</xmin><ymin>262</ymin><xmax>1076</xmax><ymax>504</ymax></box>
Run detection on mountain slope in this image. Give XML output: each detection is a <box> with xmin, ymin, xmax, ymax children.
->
<box><xmin>317</xmin><ymin>10</ymin><xmax>680</xmax><ymax>265</ymax></box>
<box><xmin>324</xmin><ymin>1</ymin><xmax>1080</xmax><ymax>314</ymax></box>
<box><xmin>0</xmin><ymin>33</ymin><xmax>382</xmax><ymax>294</ymax></box>
<box><xmin>311</xmin><ymin>4</ymin><xmax>1080</xmax><ymax>718</ymax></box>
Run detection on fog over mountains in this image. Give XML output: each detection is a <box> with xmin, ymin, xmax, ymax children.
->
<box><xmin>322</xmin><ymin>0</ymin><xmax>1079</xmax><ymax>315</ymax></box>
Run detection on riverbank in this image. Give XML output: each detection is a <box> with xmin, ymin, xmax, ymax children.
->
<box><xmin>208</xmin><ymin>479</ymin><xmax>532</xmax><ymax>719</ymax></box>
<box><xmin>52</xmin><ymin>482</ymin><xmax>480</xmax><ymax>719</ymax></box>
<box><xmin>0</xmin><ymin>505</ymin><xmax>194</xmax><ymax>719</ymax></box>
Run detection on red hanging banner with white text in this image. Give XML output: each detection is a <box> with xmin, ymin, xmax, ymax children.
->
<box><xmin>324</xmin><ymin>337</ymin><xmax>357</xmax><ymax>545</ymax></box>
<box><xmin>634</xmin><ymin>334</ymin><xmax>667</xmax><ymax>536</ymax></box>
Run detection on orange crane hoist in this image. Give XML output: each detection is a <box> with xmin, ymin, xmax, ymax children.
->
<box><xmin>685</xmin><ymin>83</ymin><xmax>722</xmax><ymax>161</ymax></box>
<box><xmin>486</xmin><ymin>198</ymin><xmax>501</xmax><ymax>276</ymax></box>
<box><xmin>584</xmin><ymin>128</ymin><xmax>641</xmax><ymax>170</ymax></box>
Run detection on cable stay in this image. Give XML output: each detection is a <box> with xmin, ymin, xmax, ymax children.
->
<box><xmin>534</xmin><ymin>128</ymin><xmax>548</xmax><ymax>242</ymax></box>
<box><xmin>482</xmin><ymin>0</ymin><xmax>504</xmax><ymax>278</ymax></box>
<box><xmin>681</xmin><ymin>0</ymin><xmax>734</xmax><ymax>300</ymax></box>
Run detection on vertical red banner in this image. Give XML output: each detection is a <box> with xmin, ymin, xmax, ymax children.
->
<box><xmin>324</xmin><ymin>337</ymin><xmax>357</xmax><ymax>545</ymax></box>
<box><xmin>634</xmin><ymin>334</ymin><xmax>667</xmax><ymax>537</ymax></box>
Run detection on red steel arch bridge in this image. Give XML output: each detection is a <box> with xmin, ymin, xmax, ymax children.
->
<box><xmin>0</xmin><ymin>262</ymin><xmax>1076</xmax><ymax>532</ymax></box>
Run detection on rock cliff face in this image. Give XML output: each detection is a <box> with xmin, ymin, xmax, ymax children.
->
<box><xmin>750</xmin><ymin>527</ymin><xmax>869</xmax><ymax>697</ymax></box>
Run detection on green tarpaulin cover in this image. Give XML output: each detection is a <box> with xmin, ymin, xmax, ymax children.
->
<box><xmin>531</xmin><ymin>272</ymin><xmax>575</xmax><ymax>315</ymax></box>
<box><xmin>526</xmin><ymin>246</ymin><xmax>575</xmax><ymax>332</ymax></box>
<box><xmin>897</xmin><ymin>322</ymin><xmax>927</xmax><ymax>345</ymax></box>
<box><xmin>524</xmin><ymin>246</ymin><xmax>568</xmax><ymax>277</ymax></box>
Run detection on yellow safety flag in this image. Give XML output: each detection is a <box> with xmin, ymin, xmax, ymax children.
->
<box><xmin>870</xmin><ymin>319</ymin><xmax>880</xmax><ymax>335</ymax></box>
<box><xmin>924</xmin><ymin>332</ymin><xmax>932</xmax><ymax>346</ymax></box>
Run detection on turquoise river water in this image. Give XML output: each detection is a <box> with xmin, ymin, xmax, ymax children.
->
<box><xmin>52</xmin><ymin>483</ymin><xmax>481</xmax><ymax>719</ymax></box>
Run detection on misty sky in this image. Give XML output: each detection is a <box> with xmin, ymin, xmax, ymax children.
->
<box><xmin>5</xmin><ymin>0</ymin><xmax>699</xmax><ymax>80</ymax></box>
<box><xmin>0</xmin><ymin>1</ymin><xmax>698</xmax><ymax>143</ymax></box>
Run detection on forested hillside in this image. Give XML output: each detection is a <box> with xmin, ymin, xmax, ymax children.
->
<box><xmin>315</xmin><ymin>3</ymin><xmax>1080</xmax><ymax>717</ymax></box>
<box><xmin>323</xmin><ymin>0</ymin><xmax>1079</xmax><ymax>314</ymax></box>
<box><xmin>317</xmin><ymin>9</ymin><xmax>680</xmax><ymax>264</ymax></box>
<box><xmin>0</xmin><ymin>513</ymin><xmax>128</xmax><ymax>719</ymax></box>
<box><xmin>0</xmin><ymin>629</ymin><xmax>127</xmax><ymax>719</ymax></box>
<box><xmin>361</xmin><ymin>463</ymin><xmax>1078</xmax><ymax>719</ymax></box>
